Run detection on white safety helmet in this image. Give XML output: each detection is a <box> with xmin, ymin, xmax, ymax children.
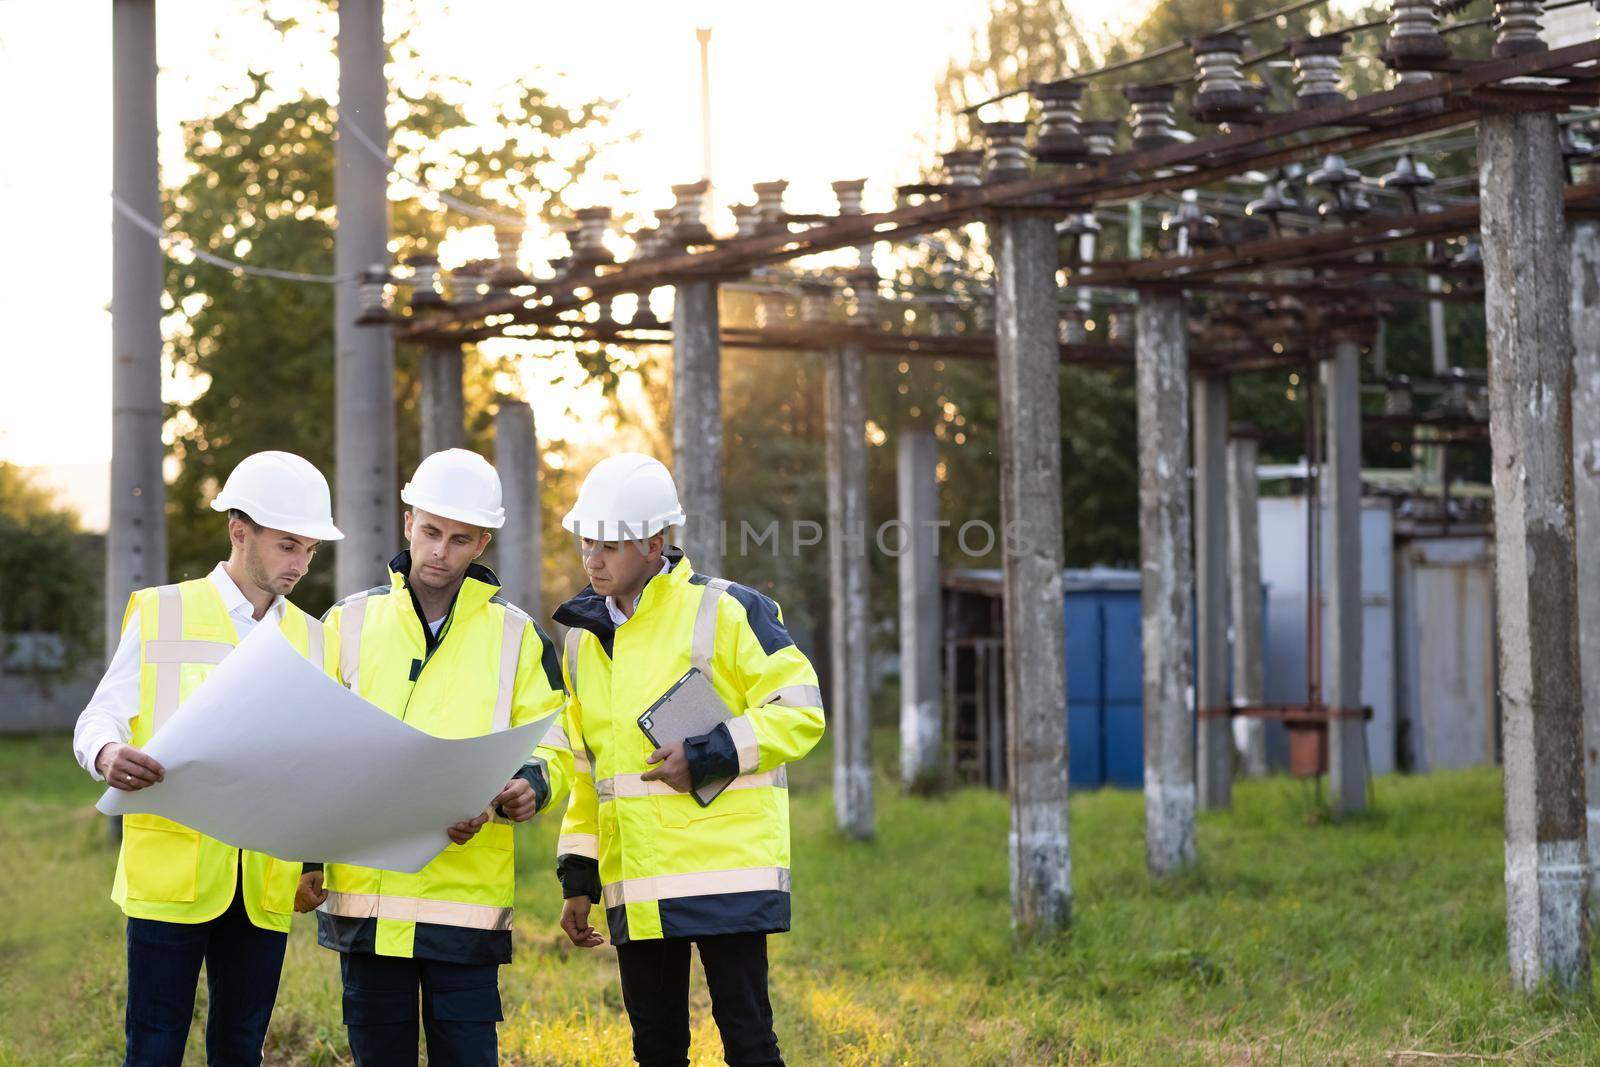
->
<box><xmin>562</xmin><ymin>453</ymin><xmax>685</xmax><ymax>542</ymax></box>
<box><xmin>210</xmin><ymin>451</ymin><xmax>344</xmax><ymax>541</ymax></box>
<box><xmin>402</xmin><ymin>448</ymin><xmax>506</xmax><ymax>529</ymax></box>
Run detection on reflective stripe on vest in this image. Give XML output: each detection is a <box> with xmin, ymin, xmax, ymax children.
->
<box><xmin>758</xmin><ymin>684</ymin><xmax>823</xmax><ymax>709</ymax></box>
<box><xmin>340</xmin><ymin>594</ymin><xmax>369</xmax><ymax>690</ymax></box>
<box><xmin>319</xmin><ymin>889</ymin><xmax>513</xmax><ymax>932</ymax></box>
<box><xmin>564</xmin><ymin>626</ymin><xmax>581</xmax><ymax>692</ymax></box>
<box><xmin>306</xmin><ymin>618</ymin><xmax>325</xmax><ymax>671</ymax></box>
<box><xmin>563</xmin><ymin>627</ymin><xmax>597</xmax><ymax>774</ymax></box>
<box><xmin>691</xmin><ymin>578</ymin><xmax>730</xmax><ymax>681</ymax></box>
<box><xmin>595</xmin><ymin>765</ymin><xmax>787</xmax><ymax>803</ymax></box>
<box><xmin>601</xmin><ymin>865</ymin><xmax>791</xmax><ymax>910</ymax></box>
<box><xmin>558</xmin><ymin>832</ymin><xmax>599</xmax><ymax>858</ymax></box>
<box><xmin>144</xmin><ymin>640</ymin><xmax>233</xmax><ymax>666</ymax></box>
<box><xmin>492</xmin><ymin>611</ymin><xmax>526</xmax><ymax>732</ymax></box>
<box><xmin>152</xmin><ymin>585</ymin><xmax>184</xmax><ymax>729</ymax></box>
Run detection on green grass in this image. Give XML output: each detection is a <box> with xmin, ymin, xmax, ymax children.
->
<box><xmin>2</xmin><ymin>731</ymin><xmax>1597</xmax><ymax>1065</ymax></box>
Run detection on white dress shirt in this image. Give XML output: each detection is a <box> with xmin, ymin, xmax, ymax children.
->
<box><xmin>605</xmin><ymin>558</ymin><xmax>673</xmax><ymax>627</ymax></box>
<box><xmin>72</xmin><ymin>563</ymin><xmax>286</xmax><ymax>780</ymax></box>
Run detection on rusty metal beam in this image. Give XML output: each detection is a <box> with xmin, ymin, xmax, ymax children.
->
<box><xmin>397</xmin><ymin>40</ymin><xmax>1600</xmax><ymax>344</ymax></box>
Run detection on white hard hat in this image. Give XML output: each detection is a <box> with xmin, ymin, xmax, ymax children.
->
<box><xmin>402</xmin><ymin>449</ymin><xmax>506</xmax><ymax>529</ymax></box>
<box><xmin>562</xmin><ymin>453</ymin><xmax>685</xmax><ymax>542</ymax></box>
<box><xmin>210</xmin><ymin>451</ymin><xmax>344</xmax><ymax>541</ymax></box>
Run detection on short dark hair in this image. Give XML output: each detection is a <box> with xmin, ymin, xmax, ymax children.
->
<box><xmin>227</xmin><ymin>508</ymin><xmax>260</xmax><ymax>530</ymax></box>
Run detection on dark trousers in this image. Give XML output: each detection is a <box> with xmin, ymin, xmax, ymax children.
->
<box><xmin>615</xmin><ymin>932</ymin><xmax>783</xmax><ymax>1067</ymax></box>
<box><xmin>123</xmin><ymin>888</ymin><xmax>288</xmax><ymax>1067</ymax></box>
<box><xmin>339</xmin><ymin>951</ymin><xmax>501</xmax><ymax>1067</ymax></box>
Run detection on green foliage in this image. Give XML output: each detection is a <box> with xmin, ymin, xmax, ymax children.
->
<box><xmin>0</xmin><ymin>466</ymin><xmax>97</xmax><ymax>670</ymax></box>
<box><xmin>162</xmin><ymin>14</ymin><xmax>625</xmax><ymax>615</ymax></box>
<box><xmin>6</xmin><ymin>731</ymin><xmax>1600</xmax><ymax>1064</ymax></box>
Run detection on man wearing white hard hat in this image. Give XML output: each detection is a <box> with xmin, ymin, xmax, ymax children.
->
<box><xmin>71</xmin><ymin>450</ymin><xmax>342</xmax><ymax>1066</ymax></box>
<box><xmin>550</xmin><ymin>452</ymin><xmax>824</xmax><ymax>1067</ymax></box>
<box><xmin>310</xmin><ymin>448</ymin><xmax>570</xmax><ymax>1067</ymax></box>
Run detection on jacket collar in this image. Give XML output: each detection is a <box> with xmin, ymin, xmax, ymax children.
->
<box><xmin>388</xmin><ymin>550</ymin><xmax>501</xmax><ymax>621</ymax></box>
<box><xmin>554</xmin><ymin>546</ymin><xmax>692</xmax><ymax>656</ymax></box>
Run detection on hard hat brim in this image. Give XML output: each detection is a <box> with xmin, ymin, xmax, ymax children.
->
<box><xmin>402</xmin><ymin>489</ymin><xmax>507</xmax><ymax>530</ymax></box>
<box><xmin>560</xmin><ymin>511</ymin><xmax>684</xmax><ymax>542</ymax></box>
<box><xmin>210</xmin><ymin>498</ymin><xmax>345</xmax><ymax>541</ymax></box>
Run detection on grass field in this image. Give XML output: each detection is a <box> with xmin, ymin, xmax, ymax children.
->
<box><xmin>2</xmin><ymin>731</ymin><xmax>1597</xmax><ymax>1065</ymax></box>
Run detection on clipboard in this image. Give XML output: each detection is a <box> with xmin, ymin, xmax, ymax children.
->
<box><xmin>637</xmin><ymin>667</ymin><xmax>735</xmax><ymax>807</ymax></box>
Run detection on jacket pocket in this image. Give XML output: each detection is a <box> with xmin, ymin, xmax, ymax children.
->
<box><xmin>655</xmin><ymin>783</ymin><xmax>767</xmax><ymax>829</ymax></box>
<box><xmin>123</xmin><ymin>815</ymin><xmax>201</xmax><ymax>903</ymax></box>
<box><xmin>259</xmin><ymin>856</ymin><xmax>302</xmax><ymax>915</ymax></box>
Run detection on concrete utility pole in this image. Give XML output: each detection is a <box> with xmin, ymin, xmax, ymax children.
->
<box><xmin>1571</xmin><ymin>218</ymin><xmax>1600</xmax><ymax>917</ymax></box>
<box><xmin>696</xmin><ymin>27</ymin><xmax>714</xmax><ymax>196</ymax></box>
<box><xmin>335</xmin><ymin>0</ymin><xmax>398</xmax><ymax>593</ymax></box>
<box><xmin>1226</xmin><ymin>430</ymin><xmax>1268</xmax><ymax>776</ymax></box>
<box><xmin>1135</xmin><ymin>292</ymin><xmax>1197</xmax><ymax>876</ymax></box>
<box><xmin>1322</xmin><ymin>339</ymin><xmax>1367</xmax><ymax>814</ymax></box>
<box><xmin>1193</xmin><ymin>375</ymin><xmax>1232</xmax><ymax>810</ymax></box>
<box><xmin>826</xmin><ymin>340</ymin><xmax>874</xmax><ymax>839</ymax></box>
<box><xmin>419</xmin><ymin>342</ymin><xmax>465</xmax><ymax>458</ymax></box>
<box><xmin>992</xmin><ymin>208</ymin><xmax>1072</xmax><ymax>934</ymax></box>
<box><xmin>109</xmin><ymin>0</ymin><xmax>166</xmax><ymax>658</ymax></box>
<box><xmin>670</xmin><ymin>280</ymin><xmax>723</xmax><ymax>572</ymax></box>
<box><xmin>896</xmin><ymin>427</ymin><xmax>942</xmax><ymax>789</ymax></box>
<box><xmin>495</xmin><ymin>399</ymin><xmax>540</xmax><ymax>616</ymax></box>
<box><xmin>1480</xmin><ymin>110</ymin><xmax>1589</xmax><ymax>992</ymax></box>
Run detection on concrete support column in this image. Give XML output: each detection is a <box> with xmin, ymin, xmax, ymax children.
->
<box><xmin>420</xmin><ymin>343</ymin><xmax>465</xmax><ymax>458</ymax></box>
<box><xmin>896</xmin><ymin>427</ymin><xmax>942</xmax><ymax>790</ymax></box>
<box><xmin>1322</xmin><ymin>339</ymin><xmax>1367</xmax><ymax>814</ymax></box>
<box><xmin>826</xmin><ymin>341</ymin><xmax>874</xmax><ymax>839</ymax></box>
<box><xmin>671</xmin><ymin>279</ymin><xmax>722</xmax><ymax>572</ymax></box>
<box><xmin>992</xmin><ymin>210</ymin><xmax>1071</xmax><ymax>934</ymax></box>
<box><xmin>495</xmin><ymin>400</ymin><xmax>540</xmax><ymax>615</ymax></box>
<box><xmin>1226</xmin><ymin>431</ymin><xmax>1268</xmax><ymax>777</ymax></box>
<box><xmin>1570</xmin><ymin>219</ymin><xmax>1600</xmax><ymax>917</ymax></box>
<box><xmin>1481</xmin><ymin>111</ymin><xmax>1589</xmax><ymax>992</ymax></box>
<box><xmin>1194</xmin><ymin>375</ymin><xmax>1232</xmax><ymax>810</ymax></box>
<box><xmin>1135</xmin><ymin>291</ymin><xmax>1196</xmax><ymax>876</ymax></box>
<box><xmin>335</xmin><ymin>0</ymin><xmax>397</xmax><ymax>593</ymax></box>
<box><xmin>109</xmin><ymin>0</ymin><xmax>166</xmax><ymax>657</ymax></box>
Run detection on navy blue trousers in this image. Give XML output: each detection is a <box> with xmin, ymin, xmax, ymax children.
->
<box><xmin>339</xmin><ymin>951</ymin><xmax>501</xmax><ymax>1067</ymax></box>
<box><xmin>123</xmin><ymin>887</ymin><xmax>288</xmax><ymax>1067</ymax></box>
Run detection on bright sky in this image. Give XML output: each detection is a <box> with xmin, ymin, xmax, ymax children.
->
<box><xmin>0</xmin><ymin>0</ymin><xmax>1141</xmax><ymax>522</ymax></box>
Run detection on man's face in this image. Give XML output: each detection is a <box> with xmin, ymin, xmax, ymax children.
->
<box><xmin>405</xmin><ymin>509</ymin><xmax>491</xmax><ymax>592</ymax></box>
<box><xmin>581</xmin><ymin>535</ymin><xmax>663</xmax><ymax>597</ymax></box>
<box><xmin>234</xmin><ymin>521</ymin><xmax>319</xmax><ymax>597</ymax></box>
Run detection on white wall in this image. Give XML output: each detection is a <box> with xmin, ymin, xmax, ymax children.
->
<box><xmin>1258</xmin><ymin>495</ymin><xmax>1397</xmax><ymax>776</ymax></box>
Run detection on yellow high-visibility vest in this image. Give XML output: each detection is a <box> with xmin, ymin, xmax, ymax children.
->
<box><xmin>317</xmin><ymin>554</ymin><xmax>568</xmax><ymax>964</ymax></box>
<box><xmin>550</xmin><ymin>551</ymin><xmax>825</xmax><ymax>944</ymax></box>
<box><xmin>110</xmin><ymin>577</ymin><xmax>338</xmax><ymax>932</ymax></box>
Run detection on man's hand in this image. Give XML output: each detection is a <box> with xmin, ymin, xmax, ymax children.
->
<box><xmin>640</xmin><ymin>742</ymin><xmax>691</xmax><ymax>793</ymax></box>
<box><xmin>559</xmin><ymin>896</ymin><xmax>604</xmax><ymax>948</ymax></box>
<box><xmin>493</xmin><ymin>778</ymin><xmax>538</xmax><ymax>822</ymax></box>
<box><xmin>97</xmin><ymin>742</ymin><xmax>165</xmax><ymax>791</ymax></box>
<box><xmin>295</xmin><ymin>870</ymin><xmax>327</xmax><ymax>913</ymax></box>
<box><xmin>447</xmin><ymin>811</ymin><xmax>489</xmax><ymax>845</ymax></box>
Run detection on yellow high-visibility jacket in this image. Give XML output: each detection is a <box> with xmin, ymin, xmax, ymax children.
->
<box><xmin>317</xmin><ymin>552</ymin><xmax>569</xmax><ymax>964</ymax></box>
<box><xmin>550</xmin><ymin>549</ymin><xmax>824</xmax><ymax>944</ymax></box>
<box><xmin>111</xmin><ymin>578</ymin><xmax>338</xmax><ymax>932</ymax></box>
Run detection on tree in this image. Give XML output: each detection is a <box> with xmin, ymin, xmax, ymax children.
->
<box><xmin>161</xmin><ymin>12</ymin><xmax>627</xmax><ymax>614</ymax></box>
<box><xmin>0</xmin><ymin>465</ymin><xmax>98</xmax><ymax>671</ymax></box>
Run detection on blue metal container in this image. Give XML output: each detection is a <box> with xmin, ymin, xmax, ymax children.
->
<box><xmin>1063</xmin><ymin>569</ymin><xmax>1144</xmax><ymax>789</ymax></box>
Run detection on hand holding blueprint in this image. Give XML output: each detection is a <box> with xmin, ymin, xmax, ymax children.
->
<box><xmin>98</xmin><ymin>623</ymin><xmax>556</xmax><ymax>873</ymax></box>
